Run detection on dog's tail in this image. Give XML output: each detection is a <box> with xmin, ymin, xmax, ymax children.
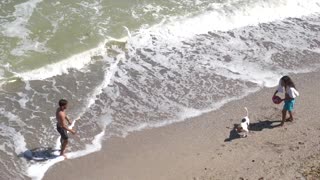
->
<box><xmin>244</xmin><ymin>107</ymin><xmax>248</xmax><ymax>117</ymax></box>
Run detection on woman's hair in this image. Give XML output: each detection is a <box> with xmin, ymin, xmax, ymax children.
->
<box><xmin>281</xmin><ymin>76</ymin><xmax>296</xmax><ymax>88</ymax></box>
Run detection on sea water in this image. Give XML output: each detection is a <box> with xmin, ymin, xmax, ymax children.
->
<box><xmin>1</xmin><ymin>0</ymin><xmax>320</xmax><ymax>179</ymax></box>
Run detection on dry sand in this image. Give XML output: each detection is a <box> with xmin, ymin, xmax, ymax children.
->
<box><xmin>44</xmin><ymin>72</ymin><xmax>320</xmax><ymax>180</ymax></box>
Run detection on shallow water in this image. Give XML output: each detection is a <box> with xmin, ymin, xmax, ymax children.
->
<box><xmin>1</xmin><ymin>0</ymin><xmax>320</xmax><ymax>179</ymax></box>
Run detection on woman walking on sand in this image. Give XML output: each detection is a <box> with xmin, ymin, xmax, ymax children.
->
<box><xmin>273</xmin><ymin>76</ymin><xmax>299</xmax><ymax>126</ymax></box>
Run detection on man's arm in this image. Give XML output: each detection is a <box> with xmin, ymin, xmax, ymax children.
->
<box><xmin>58</xmin><ymin>112</ymin><xmax>75</xmax><ymax>134</ymax></box>
<box><xmin>65</xmin><ymin>116</ymin><xmax>72</xmax><ymax>125</ymax></box>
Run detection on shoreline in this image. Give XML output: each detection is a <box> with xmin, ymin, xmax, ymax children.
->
<box><xmin>44</xmin><ymin>71</ymin><xmax>320</xmax><ymax>180</ymax></box>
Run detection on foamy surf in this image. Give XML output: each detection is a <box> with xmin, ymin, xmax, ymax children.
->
<box><xmin>27</xmin><ymin>116</ymin><xmax>112</xmax><ymax>180</ymax></box>
<box><xmin>1</xmin><ymin>0</ymin><xmax>43</xmax><ymax>39</ymax></box>
<box><xmin>122</xmin><ymin>87</ymin><xmax>260</xmax><ymax>137</ymax></box>
<box><xmin>15</xmin><ymin>41</ymin><xmax>107</xmax><ymax>81</ymax></box>
<box><xmin>11</xmin><ymin>27</ymin><xmax>131</xmax><ymax>82</ymax></box>
<box><xmin>10</xmin><ymin>0</ymin><xmax>320</xmax><ymax>82</ymax></box>
<box><xmin>132</xmin><ymin>0</ymin><xmax>320</xmax><ymax>47</ymax></box>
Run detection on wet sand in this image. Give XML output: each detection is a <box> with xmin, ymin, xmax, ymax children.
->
<box><xmin>44</xmin><ymin>71</ymin><xmax>320</xmax><ymax>180</ymax></box>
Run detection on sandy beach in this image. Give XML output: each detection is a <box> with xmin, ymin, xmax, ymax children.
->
<box><xmin>2</xmin><ymin>1</ymin><xmax>320</xmax><ymax>179</ymax></box>
<box><xmin>44</xmin><ymin>71</ymin><xmax>320</xmax><ymax>180</ymax></box>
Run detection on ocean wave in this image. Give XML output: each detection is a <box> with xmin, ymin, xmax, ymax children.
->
<box><xmin>121</xmin><ymin>85</ymin><xmax>260</xmax><ymax>137</ymax></box>
<box><xmin>131</xmin><ymin>0</ymin><xmax>320</xmax><ymax>47</ymax></box>
<box><xmin>1</xmin><ymin>0</ymin><xmax>43</xmax><ymax>39</ymax></box>
<box><xmin>16</xmin><ymin>41</ymin><xmax>107</xmax><ymax>81</ymax></box>
<box><xmin>10</xmin><ymin>0</ymin><xmax>320</xmax><ymax>82</ymax></box>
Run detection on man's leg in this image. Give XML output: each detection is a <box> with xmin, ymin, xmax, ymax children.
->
<box><xmin>60</xmin><ymin>139</ymin><xmax>68</xmax><ymax>157</ymax></box>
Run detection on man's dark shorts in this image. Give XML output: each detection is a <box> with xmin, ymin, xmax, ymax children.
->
<box><xmin>57</xmin><ymin>123</ymin><xmax>68</xmax><ymax>140</ymax></box>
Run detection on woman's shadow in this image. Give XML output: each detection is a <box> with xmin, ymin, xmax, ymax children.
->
<box><xmin>18</xmin><ymin>147</ymin><xmax>60</xmax><ymax>162</ymax></box>
<box><xmin>224</xmin><ymin>120</ymin><xmax>282</xmax><ymax>142</ymax></box>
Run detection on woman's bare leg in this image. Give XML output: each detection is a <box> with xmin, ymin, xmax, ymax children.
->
<box><xmin>288</xmin><ymin>111</ymin><xmax>293</xmax><ymax>122</ymax></box>
<box><xmin>281</xmin><ymin>109</ymin><xmax>287</xmax><ymax>126</ymax></box>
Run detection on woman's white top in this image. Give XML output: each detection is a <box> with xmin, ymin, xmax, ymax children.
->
<box><xmin>277</xmin><ymin>82</ymin><xmax>299</xmax><ymax>99</ymax></box>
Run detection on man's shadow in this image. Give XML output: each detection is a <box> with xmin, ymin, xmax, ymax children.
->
<box><xmin>224</xmin><ymin>120</ymin><xmax>282</xmax><ymax>142</ymax></box>
<box><xmin>18</xmin><ymin>147</ymin><xmax>60</xmax><ymax>162</ymax></box>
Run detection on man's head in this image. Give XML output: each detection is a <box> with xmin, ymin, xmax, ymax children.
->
<box><xmin>59</xmin><ymin>99</ymin><xmax>68</xmax><ymax>110</ymax></box>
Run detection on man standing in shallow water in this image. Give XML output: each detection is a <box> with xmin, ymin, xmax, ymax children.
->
<box><xmin>56</xmin><ymin>99</ymin><xmax>76</xmax><ymax>158</ymax></box>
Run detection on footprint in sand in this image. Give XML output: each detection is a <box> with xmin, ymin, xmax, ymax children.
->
<box><xmin>298</xmin><ymin>142</ymin><xmax>304</xmax><ymax>145</ymax></box>
<box><xmin>289</xmin><ymin>146</ymin><xmax>299</xmax><ymax>151</ymax></box>
<box><xmin>265</xmin><ymin>142</ymin><xmax>284</xmax><ymax>154</ymax></box>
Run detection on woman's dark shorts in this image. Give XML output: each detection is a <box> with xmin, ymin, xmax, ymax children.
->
<box><xmin>57</xmin><ymin>123</ymin><xmax>68</xmax><ymax>140</ymax></box>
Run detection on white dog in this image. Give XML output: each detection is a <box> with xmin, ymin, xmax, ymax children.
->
<box><xmin>236</xmin><ymin>107</ymin><xmax>250</xmax><ymax>138</ymax></box>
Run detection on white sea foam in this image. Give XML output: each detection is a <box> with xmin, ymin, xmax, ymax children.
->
<box><xmin>17</xmin><ymin>41</ymin><xmax>107</xmax><ymax>81</ymax></box>
<box><xmin>0</xmin><ymin>0</ymin><xmax>49</xmax><ymax>56</ymax></box>
<box><xmin>13</xmin><ymin>0</ymin><xmax>320</xmax><ymax>82</ymax></box>
<box><xmin>1</xmin><ymin>0</ymin><xmax>43</xmax><ymax>39</ymax></box>
<box><xmin>10</xmin><ymin>39</ymin><xmax>49</xmax><ymax>56</ymax></box>
<box><xmin>27</xmin><ymin>115</ymin><xmax>112</xmax><ymax>180</ymax></box>
<box><xmin>0</xmin><ymin>124</ymin><xmax>27</xmax><ymax>155</ymax></box>
<box><xmin>0</xmin><ymin>68</ymin><xmax>4</xmax><ymax>79</ymax></box>
<box><xmin>13</xmin><ymin>132</ymin><xmax>28</xmax><ymax>155</ymax></box>
<box><xmin>86</xmin><ymin>27</ymin><xmax>131</xmax><ymax>108</ymax></box>
<box><xmin>0</xmin><ymin>63</ymin><xmax>13</xmax><ymax>81</ymax></box>
<box><xmin>87</xmin><ymin>54</ymin><xmax>122</xmax><ymax>108</ymax></box>
<box><xmin>78</xmin><ymin>0</ymin><xmax>103</xmax><ymax>16</ymax></box>
<box><xmin>124</xmin><ymin>0</ymin><xmax>320</xmax><ymax>90</ymax></box>
<box><xmin>14</xmin><ymin>34</ymin><xmax>129</xmax><ymax>81</ymax></box>
<box><xmin>132</xmin><ymin>0</ymin><xmax>320</xmax><ymax>47</ymax></box>
<box><xmin>0</xmin><ymin>0</ymin><xmax>48</xmax><ymax>56</ymax></box>
<box><xmin>17</xmin><ymin>92</ymin><xmax>29</xmax><ymax>109</ymax></box>
<box><xmin>0</xmin><ymin>108</ymin><xmax>27</xmax><ymax>127</ymax></box>
<box><xmin>122</xmin><ymin>86</ymin><xmax>260</xmax><ymax>137</ymax></box>
<box><xmin>211</xmin><ymin>60</ymin><xmax>281</xmax><ymax>87</ymax></box>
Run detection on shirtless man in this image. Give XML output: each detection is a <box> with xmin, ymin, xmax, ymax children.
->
<box><xmin>56</xmin><ymin>99</ymin><xmax>76</xmax><ymax>158</ymax></box>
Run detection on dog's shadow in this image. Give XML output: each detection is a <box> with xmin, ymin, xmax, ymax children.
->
<box><xmin>224</xmin><ymin>126</ymin><xmax>241</xmax><ymax>142</ymax></box>
<box><xmin>224</xmin><ymin>120</ymin><xmax>282</xmax><ymax>142</ymax></box>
